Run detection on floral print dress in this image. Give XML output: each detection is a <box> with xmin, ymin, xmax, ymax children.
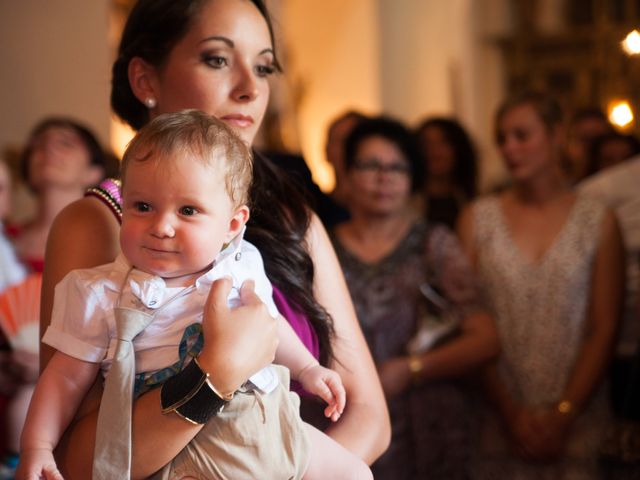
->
<box><xmin>331</xmin><ymin>221</ymin><xmax>483</xmax><ymax>480</ymax></box>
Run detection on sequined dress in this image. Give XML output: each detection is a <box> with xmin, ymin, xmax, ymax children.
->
<box><xmin>471</xmin><ymin>194</ymin><xmax>611</xmax><ymax>479</ymax></box>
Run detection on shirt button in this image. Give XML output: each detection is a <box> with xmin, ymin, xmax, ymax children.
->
<box><xmin>235</xmin><ymin>252</ymin><xmax>242</xmax><ymax>261</ymax></box>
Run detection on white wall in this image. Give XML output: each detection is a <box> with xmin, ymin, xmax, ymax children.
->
<box><xmin>280</xmin><ymin>0</ymin><xmax>382</xmax><ymax>191</ymax></box>
<box><xmin>0</xmin><ymin>1</ymin><xmax>511</xmax><ymax>197</ymax></box>
<box><xmin>0</xmin><ymin>0</ymin><xmax>111</xmax><ymax>154</ymax></box>
<box><xmin>379</xmin><ymin>0</ymin><xmax>463</xmax><ymax>122</ymax></box>
<box><xmin>0</xmin><ymin>0</ymin><xmax>111</xmax><ymax>220</ymax></box>
<box><xmin>280</xmin><ymin>0</ymin><xmax>510</xmax><ymax>192</ymax></box>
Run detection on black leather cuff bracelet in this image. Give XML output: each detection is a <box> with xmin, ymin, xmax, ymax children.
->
<box><xmin>160</xmin><ymin>357</ymin><xmax>233</xmax><ymax>424</ymax></box>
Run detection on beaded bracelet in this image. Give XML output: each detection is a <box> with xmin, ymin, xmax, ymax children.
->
<box><xmin>160</xmin><ymin>357</ymin><xmax>233</xmax><ymax>424</ymax></box>
<box><xmin>407</xmin><ymin>355</ymin><xmax>424</xmax><ymax>385</ymax></box>
<box><xmin>556</xmin><ymin>400</ymin><xmax>574</xmax><ymax>417</ymax></box>
<box><xmin>85</xmin><ymin>178</ymin><xmax>123</xmax><ymax>222</ymax></box>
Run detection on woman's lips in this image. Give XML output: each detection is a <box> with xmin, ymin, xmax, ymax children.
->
<box><xmin>220</xmin><ymin>114</ymin><xmax>254</xmax><ymax>128</ymax></box>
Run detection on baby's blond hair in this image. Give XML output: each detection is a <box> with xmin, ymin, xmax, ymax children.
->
<box><xmin>121</xmin><ymin>109</ymin><xmax>253</xmax><ymax>207</ymax></box>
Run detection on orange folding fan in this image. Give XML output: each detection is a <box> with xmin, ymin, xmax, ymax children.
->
<box><xmin>0</xmin><ymin>273</ymin><xmax>42</xmax><ymax>353</ymax></box>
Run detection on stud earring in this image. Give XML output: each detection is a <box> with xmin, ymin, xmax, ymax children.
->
<box><xmin>144</xmin><ymin>97</ymin><xmax>157</xmax><ymax>109</ymax></box>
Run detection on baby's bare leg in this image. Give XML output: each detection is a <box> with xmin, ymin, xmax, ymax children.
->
<box><xmin>302</xmin><ymin>423</ymin><xmax>372</xmax><ymax>480</ymax></box>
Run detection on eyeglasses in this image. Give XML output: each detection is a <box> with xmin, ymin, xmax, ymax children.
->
<box><xmin>352</xmin><ymin>159</ymin><xmax>411</xmax><ymax>176</ymax></box>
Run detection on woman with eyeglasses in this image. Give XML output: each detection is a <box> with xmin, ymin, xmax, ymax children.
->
<box><xmin>329</xmin><ymin>116</ymin><xmax>499</xmax><ymax>479</ymax></box>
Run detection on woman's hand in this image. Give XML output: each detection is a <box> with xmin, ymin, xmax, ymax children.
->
<box><xmin>506</xmin><ymin>406</ymin><xmax>571</xmax><ymax>461</ymax></box>
<box><xmin>198</xmin><ymin>278</ymin><xmax>278</xmax><ymax>396</ymax></box>
<box><xmin>527</xmin><ymin>408</ymin><xmax>572</xmax><ymax>460</ymax></box>
<box><xmin>506</xmin><ymin>406</ymin><xmax>547</xmax><ymax>460</ymax></box>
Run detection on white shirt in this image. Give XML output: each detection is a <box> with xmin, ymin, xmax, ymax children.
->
<box><xmin>43</xmin><ymin>234</ymin><xmax>280</xmax><ymax>393</ymax></box>
<box><xmin>579</xmin><ymin>155</ymin><xmax>640</xmax><ymax>251</ymax></box>
<box><xmin>0</xmin><ymin>224</ymin><xmax>26</xmax><ymax>292</ymax></box>
<box><xmin>579</xmin><ymin>156</ymin><xmax>640</xmax><ymax>355</ymax></box>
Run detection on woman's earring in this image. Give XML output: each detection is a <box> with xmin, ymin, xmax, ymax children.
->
<box><xmin>144</xmin><ymin>97</ymin><xmax>157</xmax><ymax>109</ymax></box>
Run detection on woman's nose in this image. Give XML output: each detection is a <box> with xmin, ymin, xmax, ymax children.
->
<box><xmin>36</xmin><ymin>136</ymin><xmax>58</xmax><ymax>155</ymax></box>
<box><xmin>500</xmin><ymin>136</ymin><xmax>517</xmax><ymax>156</ymax></box>
<box><xmin>232</xmin><ymin>65</ymin><xmax>258</xmax><ymax>102</ymax></box>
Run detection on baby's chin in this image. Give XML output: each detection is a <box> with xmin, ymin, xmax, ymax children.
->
<box><xmin>160</xmin><ymin>272</ymin><xmax>200</xmax><ymax>288</ymax></box>
<box><xmin>160</xmin><ymin>266</ymin><xmax>213</xmax><ymax>288</ymax></box>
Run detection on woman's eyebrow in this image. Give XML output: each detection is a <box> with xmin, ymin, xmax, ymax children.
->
<box><xmin>199</xmin><ymin>36</ymin><xmax>274</xmax><ymax>57</ymax></box>
<box><xmin>199</xmin><ymin>36</ymin><xmax>234</xmax><ymax>47</ymax></box>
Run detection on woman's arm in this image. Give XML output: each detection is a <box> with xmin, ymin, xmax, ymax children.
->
<box><xmin>456</xmin><ymin>204</ymin><xmax>542</xmax><ymax>456</ymax></box>
<box><xmin>455</xmin><ymin>205</ymin><xmax>478</xmax><ymax>267</ymax></box>
<box><xmin>521</xmin><ymin>209</ymin><xmax>625</xmax><ymax>460</ymax></box>
<box><xmin>41</xmin><ymin>198</ymin><xmax>279</xmax><ymax>479</ymax></box>
<box><xmin>378</xmin><ymin>311</ymin><xmax>499</xmax><ymax>397</ymax></box>
<box><xmin>306</xmin><ymin>214</ymin><xmax>391</xmax><ymax>464</ymax></box>
<box><xmin>415</xmin><ymin>223</ymin><xmax>500</xmax><ymax>380</ymax></box>
<box><xmin>379</xmin><ymin>223</ymin><xmax>499</xmax><ymax>396</ymax></box>
<box><xmin>549</xmin><ymin>210</ymin><xmax>624</xmax><ymax>414</ymax></box>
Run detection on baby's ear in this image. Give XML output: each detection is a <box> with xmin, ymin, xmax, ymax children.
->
<box><xmin>225</xmin><ymin>205</ymin><xmax>250</xmax><ymax>242</ymax></box>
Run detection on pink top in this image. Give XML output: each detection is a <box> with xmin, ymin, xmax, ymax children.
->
<box><xmin>272</xmin><ymin>286</ymin><xmax>320</xmax><ymax>360</ymax></box>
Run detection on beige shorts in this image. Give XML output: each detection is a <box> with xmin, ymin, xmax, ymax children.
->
<box><xmin>151</xmin><ymin>365</ymin><xmax>311</xmax><ymax>480</ymax></box>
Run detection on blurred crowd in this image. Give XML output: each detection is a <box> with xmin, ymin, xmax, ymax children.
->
<box><xmin>1</xmin><ymin>90</ymin><xmax>640</xmax><ymax>479</ymax></box>
<box><xmin>271</xmin><ymin>92</ymin><xmax>640</xmax><ymax>479</ymax></box>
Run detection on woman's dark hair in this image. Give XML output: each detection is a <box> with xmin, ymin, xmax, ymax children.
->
<box><xmin>414</xmin><ymin>117</ymin><xmax>478</xmax><ymax>199</ymax></box>
<box><xmin>344</xmin><ymin>116</ymin><xmax>424</xmax><ymax>192</ymax></box>
<box><xmin>326</xmin><ymin>110</ymin><xmax>368</xmax><ymax>143</ymax></box>
<box><xmin>111</xmin><ymin>0</ymin><xmax>282</xmax><ymax>131</ymax></box>
<box><xmin>247</xmin><ymin>153</ymin><xmax>334</xmax><ymax>365</ymax></box>
<box><xmin>111</xmin><ymin>0</ymin><xmax>333</xmax><ymax>363</ymax></box>
<box><xmin>570</xmin><ymin>107</ymin><xmax>609</xmax><ymax>130</ymax></box>
<box><xmin>587</xmin><ymin>131</ymin><xmax>640</xmax><ymax>176</ymax></box>
<box><xmin>20</xmin><ymin>117</ymin><xmax>107</xmax><ymax>189</ymax></box>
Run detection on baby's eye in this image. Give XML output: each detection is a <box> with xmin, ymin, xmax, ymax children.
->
<box><xmin>134</xmin><ymin>202</ymin><xmax>151</xmax><ymax>212</ymax></box>
<box><xmin>179</xmin><ymin>206</ymin><xmax>198</xmax><ymax>216</ymax></box>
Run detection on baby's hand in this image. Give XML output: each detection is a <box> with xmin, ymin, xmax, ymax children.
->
<box><xmin>297</xmin><ymin>363</ymin><xmax>346</xmax><ymax>422</ymax></box>
<box><xmin>15</xmin><ymin>448</ymin><xmax>63</xmax><ymax>480</ymax></box>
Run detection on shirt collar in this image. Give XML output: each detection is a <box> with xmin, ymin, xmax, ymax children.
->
<box><xmin>110</xmin><ymin>227</ymin><xmax>246</xmax><ymax>306</ymax></box>
<box><xmin>195</xmin><ymin>227</ymin><xmax>246</xmax><ymax>294</ymax></box>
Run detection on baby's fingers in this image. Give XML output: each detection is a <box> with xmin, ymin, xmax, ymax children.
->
<box><xmin>325</xmin><ymin>374</ymin><xmax>346</xmax><ymax>414</ymax></box>
<box><xmin>325</xmin><ymin>401</ymin><xmax>346</xmax><ymax>422</ymax></box>
<box><xmin>313</xmin><ymin>380</ymin><xmax>336</xmax><ymax>407</ymax></box>
<box><xmin>45</xmin><ymin>472</ymin><xmax>64</xmax><ymax>480</ymax></box>
<box><xmin>43</xmin><ymin>465</ymin><xmax>64</xmax><ymax>480</ymax></box>
<box><xmin>324</xmin><ymin>403</ymin><xmax>341</xmax><ymax>422</ymax></box>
